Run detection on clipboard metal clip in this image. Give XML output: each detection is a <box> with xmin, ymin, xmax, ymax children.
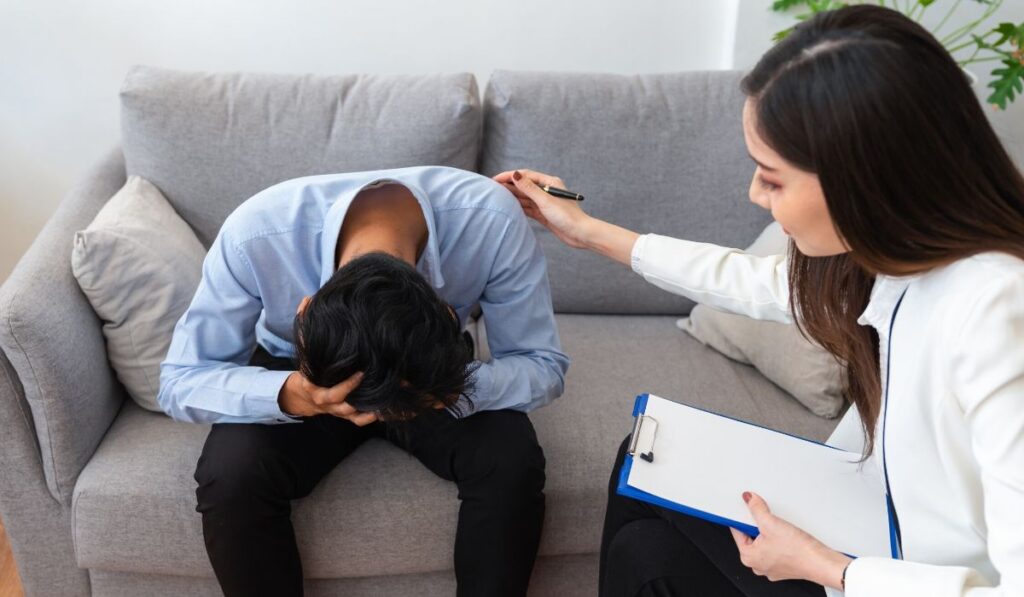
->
<box><xmin>628</xmin><ymin>414</ymin><xmax>659</xmax><ymax>463</ymax></box>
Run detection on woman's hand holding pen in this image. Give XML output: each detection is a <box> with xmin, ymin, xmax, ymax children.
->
<box><xmin>730</xmin><ymin>491</ymin><xmax>853</xmax><ymax>590</ymax></box>
<box><xmin>494</xmin><ymin>168</ymin><xmax>640</xmax><ymax>266</ymax></box>
<box><xmin>493</xmin><ymin>169</ymin><xmax>591</xmax><ymax>249</ymax></box>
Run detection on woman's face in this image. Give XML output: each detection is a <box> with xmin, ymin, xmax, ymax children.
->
<box><xmin>742</xmin><ymin>98</ymin><xmax>849</xmax><ymax>257</ymax></box>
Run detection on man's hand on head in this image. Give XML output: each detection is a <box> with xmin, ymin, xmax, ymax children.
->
<box><xmin>286</xmin><ymin>294</ymin><xmax>378</xmax><ymax>425</ymax></box>
<box><xmin>278</xmin><ymin>370</ymin><xmax>378</xmax><ymax>426</ymax></box>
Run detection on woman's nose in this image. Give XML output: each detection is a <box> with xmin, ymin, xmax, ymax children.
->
<box><xmin>748</xmin><ymin>177</ymin><xmax>770</xmax><ymax>210</ymax></box>
<box><xmin>749</xmin><ymin>190</ymin><xmax>770</xmax><ymax>211</ymax></box>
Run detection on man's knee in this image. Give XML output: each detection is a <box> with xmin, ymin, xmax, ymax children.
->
<box><xmin>491</xmin><ymin>438</ymin><xmax>546</xmax><ymax>498</ymax></box>
<box><xmin>459</xmin><ymin>412</ymin><xmax>546</xmax><ymax>502</ymax></box>
<box><xmin>194</xmin><ymin>426</ymin><xmax>293</xmax><ymax>515</ymax></box>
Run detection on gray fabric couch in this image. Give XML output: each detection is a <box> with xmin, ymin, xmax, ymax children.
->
<box><xmin>0</xmin><ymin>66</ymin><xmax>842</xmax><ymax>596</ymax></box>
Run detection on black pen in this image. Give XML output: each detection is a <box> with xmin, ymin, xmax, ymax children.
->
<box><xmin>538</xmin><ymin>184</ymin><xmax>585</xmax><ymax>202</ymax></box>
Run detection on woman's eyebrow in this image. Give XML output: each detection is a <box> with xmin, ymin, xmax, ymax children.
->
<box><xmin>748</xmin><ymin>152</ymin><xmax>778</xmax><ymax>173</ymax></box>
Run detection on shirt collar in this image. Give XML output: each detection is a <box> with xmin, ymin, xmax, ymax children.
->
<box><xmin>856</xmin><ymin>273</ymin><xmax>916</xmax><ymax>330</ymax></box>
<box><xmin>319</xmin><ymin>177</ymin><xmax>444</xmax><ymax>289</ymax></box>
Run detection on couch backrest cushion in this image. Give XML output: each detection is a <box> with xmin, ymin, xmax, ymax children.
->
<box><xmin>481</xmin><ymin>70</ymin><xmax>772</xmax><ymax>315</ymax></box>
<box><xmin>120</xmin><ymin>66</ymin><xmax>482</xmax><ymax>248</ymax></box>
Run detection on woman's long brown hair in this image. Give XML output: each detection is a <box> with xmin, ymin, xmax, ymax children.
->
<box><xmin>741</xmin><ymin>5</ymin><xmax>1024</xmax><ymax>455</ymax></box>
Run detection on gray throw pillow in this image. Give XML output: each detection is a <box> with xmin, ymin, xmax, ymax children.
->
<box><xmin>676</xmin><ymin>223</ymin><xmax>846</xmax><ymax>418</ymax></box>
<box><xmin>71</xmin><ymin>176</ymin><xmax>205</xmax><ymax>412</ymax></box>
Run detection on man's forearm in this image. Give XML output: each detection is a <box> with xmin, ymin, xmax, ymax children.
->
<box><xmin>466</xmin><ymin>352</ymin><xmax>567</xmax><ymax>414</ymax></box>
<box><xmin>158</xmin><ymin>362</ymin><xmax>299</xmax><ymax>424</ymax></box>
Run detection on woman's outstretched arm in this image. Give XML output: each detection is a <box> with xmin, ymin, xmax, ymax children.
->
<box><xmin>494</xmin><ymin>168</ymin><xmax>793</xmax><ymax>323</ymax></box>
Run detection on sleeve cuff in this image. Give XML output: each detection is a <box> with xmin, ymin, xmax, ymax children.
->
<box><xmin>244</xmin><ymin>368</ymin><xmax>304</xmax><ymax>424</ymax></box>
<box><xmin>455</xmin><ymin>360</ymin><xmax>495</xmax><ymax>417</ymax></box>
<box><xmin>630</xmin><ymin>233</ymin><xmax>649</xmax><ymax>275</ymax></box>
<box><xmin>844</xmin><ymin>556</ymin><xmax>989</xmax><ymax>597</ymax></box>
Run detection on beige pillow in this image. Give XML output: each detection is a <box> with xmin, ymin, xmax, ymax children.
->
<box><xmin>677</xmin><ymin>223</ymin><xmax>846</xmax><ymax>418</ymax></box>
<box><xmin>71</xmin><ymin>176</ymin><xmax>205</xmax><ymax>412</ymax></box>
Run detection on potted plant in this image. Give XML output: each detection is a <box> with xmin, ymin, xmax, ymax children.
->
<box><xmin>770</xmin><ymin>0</ymin><xmax>1024</xmax><ymax>109</ymax></box>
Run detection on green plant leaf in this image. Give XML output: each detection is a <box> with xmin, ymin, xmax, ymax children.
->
<box><xmin>773</xmin><ymin>27</ymin><xmax>795</xmax><ymax>42</ymax></box>
<box><xmin>987</xmin><ymin>57</ymin><xmax>1024</xmax><ymax>110</ymax></box>
<box><xmin>771</xmin><ymin>0</ymin><xmax>810</xmax><ymax>11</ymax></box>
<box><xmin>991</xmin><ymin>23</ymin><xmax>1015</xmax><ymax>46</ymax></box>
<box><xmin>806</xmin><ymin>0</ymin><xmax>846</xmax><ymax>13</ymax></box>
<box><xmin>770</xmin><ymin>0</ymin><xmax>848</xmax><ymax>44</ymax></box>
<box><xmin>990</xmin><ymin>22</ymin><xmax>1024</xmax><ymax>47</ymax></box>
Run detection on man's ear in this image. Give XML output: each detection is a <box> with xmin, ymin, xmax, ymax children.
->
<box><xmin>297</xmin><ymin>295</ymin><xmax>312</xmax><ymax>315</ymax></box>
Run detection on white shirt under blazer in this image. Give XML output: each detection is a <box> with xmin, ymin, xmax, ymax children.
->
<box><xmin>630</xmin><ymin>233</ymin><xmax>1024</xmax><ymax>597</ymax></box>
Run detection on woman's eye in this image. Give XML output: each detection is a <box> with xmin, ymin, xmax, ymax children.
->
<box><xmin>757</xmin><ymin>175</ymin><xmax>779</xmax><ymax>191</ymax></box>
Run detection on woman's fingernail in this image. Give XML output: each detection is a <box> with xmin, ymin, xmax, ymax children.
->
<box><xmin>743</xmin><ymin>492</ymin><xmax>752</xmax><ymax>503</ymax></box>
<box><xmin>512</xmin><ymin>170</ymin><xmax>522</xmax><ymax>181</ymax></box>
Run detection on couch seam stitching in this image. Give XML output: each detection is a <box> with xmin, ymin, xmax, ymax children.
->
<box><xmin>71</xmin><ymin>487</ymin><xmax>83</xmax><ymax>564</ymax></box>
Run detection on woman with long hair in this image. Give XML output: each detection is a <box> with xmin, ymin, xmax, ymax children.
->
<box><xmin>496</xmin><ymin>5</ymin><xmax>1024</xmax><ymax>596</ymax></box>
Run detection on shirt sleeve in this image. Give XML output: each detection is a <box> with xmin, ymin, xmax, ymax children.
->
<box><xmin>846</xmin><ymin>275</ymin><xmax>1024</xmax><ymax>597</ymax></box>
<box><xmin>631</xmin><ymin>233</ymin><xmax>794</xmax><ymax>324</ymax></box>
<box><xmin>461</xmin><ymin>212</ymin><xmax>570</xmax><ymax>415</ymax></box>
<box><xmin>157</xmin><ymin>225</ymin><xmax>302</xmax><ymax>425</ymax></box>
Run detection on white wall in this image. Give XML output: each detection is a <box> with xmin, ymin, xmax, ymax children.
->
<box><xmin>2</xmin><ymin>0</ymin><xmax>1022</xmax><ymax>284</ymax></box>
<box><xmin>0</xmin><ymin>0</ymin><xmax>741</xmax><ymax>283</ymax></box>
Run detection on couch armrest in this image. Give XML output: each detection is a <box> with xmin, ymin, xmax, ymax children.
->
<box><xmin>0</xmin><ymin>146</ymin><xmax>128</xmax><ymax>505</ymax></box>
<box><xmin>0</xmin><ymin>347</ymin><xmax>89</xmax><ymax>595</ymax></box>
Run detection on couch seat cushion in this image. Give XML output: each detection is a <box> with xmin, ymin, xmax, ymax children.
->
<box><xmin>72</xmin><ymin>315</ymin><xmax>841</xmax><ymax>578</ymax></box>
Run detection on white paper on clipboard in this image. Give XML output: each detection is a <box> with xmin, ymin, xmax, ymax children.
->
<box><xmin>621</xmin><ymin>393</ymin><xmax>895</xmax><ymax>559</ymax></box>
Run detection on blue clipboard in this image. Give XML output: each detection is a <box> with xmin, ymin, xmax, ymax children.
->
<box><xmin>616</xmin><ymin>393</ymin><xmax>901</xmax><ymax>559</ymax></box>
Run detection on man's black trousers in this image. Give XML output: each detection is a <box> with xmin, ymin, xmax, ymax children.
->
<box><xmin>194</xmin><ymin>346</ymin><xmax>546</xmax><ymax>597</ymax></box>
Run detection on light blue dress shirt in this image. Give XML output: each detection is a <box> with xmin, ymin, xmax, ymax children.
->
<box><xmin>158</xmin><ymin>166</ymin><xmax>569</xmax><ymax>425</ymax></box>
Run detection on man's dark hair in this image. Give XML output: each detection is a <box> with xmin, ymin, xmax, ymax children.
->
<box><xmin>294</xmin><ymin>252</ymin><xmax>475</xmax><ymax>421</ymax></box>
